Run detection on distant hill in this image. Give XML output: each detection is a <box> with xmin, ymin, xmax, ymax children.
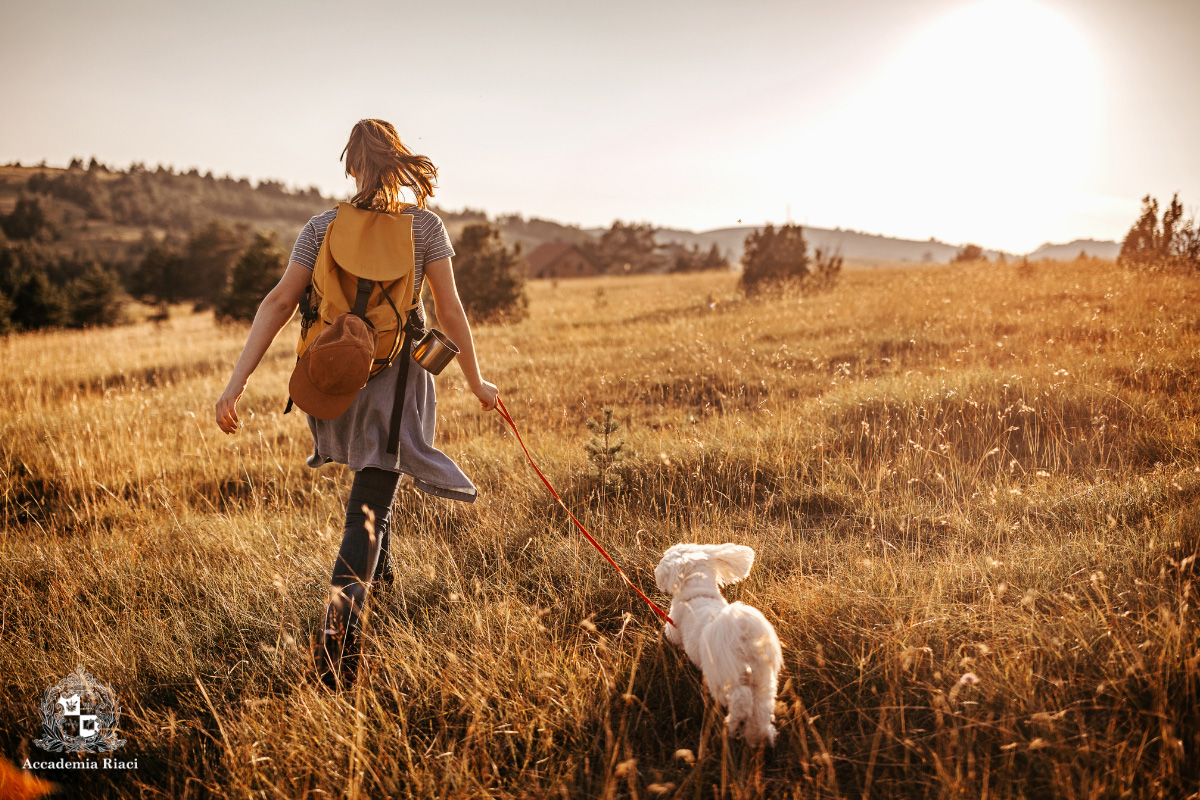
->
<box><xmin>648</xmin><ymin>227</ymin><xmax>1126</xmax><ymax>266</ymax></box>
<box><xmin>1027</xmin><ymin>239</ymin><xmax>1121</xmax><ymax>261</ymax></box>
<box><xmin>650</xmin><ymin>225</ymin><xmax>1016</xmax><ymax>264</ymax></box>
<box><xmin>462</xmin><ymin>213</ymin><xmax>593</xmax><ymax>256</ymax></box>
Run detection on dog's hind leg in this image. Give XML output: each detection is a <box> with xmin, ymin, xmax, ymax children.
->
<box><xmin>747</xmin><ymin>672</ymin><xmax>779</xmax><ymax>747</ymax></box>
<box><xmin>723</xmin><ymin>683</ymin><xmax>754</xmax><ymax>741</ymax></box>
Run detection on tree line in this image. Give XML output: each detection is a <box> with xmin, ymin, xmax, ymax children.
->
<box><xmin>0</xmin><ymin>198</ymin><xmax>839</xmax><ymax>332</ymax></box>
<box><xmin>0</xmin><ymin>191</ymin><xmax>534</xmax><ymax>331</ymax></box>
<box><xmin>0</xmin><ymin>238</ymin><xmax>124</xmax><ymax>333</ymax></box>
<box><xmin>0</xmin><ymin>196</ymin><xmax>125</xmax><ymax>332</ymax></box>
<box><xmin>0</xmin><ymin>159</ymin><xmax>335</xmax><ymax>333</ymax></box>
<box><xmin>22</xmin><ymin>157</ymin><xmax>326</xmax><ymax>231</ymax></box>
<box><xmin>0</xmin><ymin>196</ymin><xmax>287</xmax><ymax>331</ymax></box>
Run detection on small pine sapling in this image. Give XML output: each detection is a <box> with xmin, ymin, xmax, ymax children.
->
<box><xmin>585</xmin><ymin>406</ymin><xmax>626</xmax><ymax>495</ymax></box>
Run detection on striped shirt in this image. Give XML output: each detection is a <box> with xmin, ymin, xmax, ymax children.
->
<box><xmin>289</xmin><ymin>206</ymin><xmax>456</xmax><ymax>301</ymax></box>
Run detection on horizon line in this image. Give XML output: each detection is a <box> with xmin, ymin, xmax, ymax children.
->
<box><xmin>1</xmin><ymin>157</ymin><xmax>1120</xmax><ymax>257</ymax></box>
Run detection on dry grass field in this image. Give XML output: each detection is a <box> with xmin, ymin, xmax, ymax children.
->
<box><xmin>2</xmin><ymin>259</ymin><xmax>1199</xmax><ymax>799</ymax></box>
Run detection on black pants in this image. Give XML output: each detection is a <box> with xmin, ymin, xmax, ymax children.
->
<box><xmin>332</xmin><ymin>467</ymin><xmax>400</xmax><ymax>588</ymax></box>
<box><xmin>327</xmin><ymin>467</ymin><xmax>400</xmax><ymax>631</ymax></box>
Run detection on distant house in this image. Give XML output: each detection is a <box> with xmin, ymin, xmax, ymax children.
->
<box><xmin>526</xmin><ymin>241</ymin><xmax>597</xmax><ymax>279</ymax></box>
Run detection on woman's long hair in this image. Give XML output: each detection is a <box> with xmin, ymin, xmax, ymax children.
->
<box><xmin>341</xmin><ymin>119</ymin><xmax>437</xmax><ymax>212</ymax></box>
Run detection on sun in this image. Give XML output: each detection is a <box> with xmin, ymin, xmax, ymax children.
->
<box><xmin>780</xmin><ymin>0</ymin><xmax>1104</xmax><ymax>251</ymax></box>
<box><xmin>879</xmin><ymin>1</ymin><xmax>1102</xmax><ymax>232</ymax></box>
<box><xmin>889</xmin><ymin>0</ymin><xmax>1101</xmax><ymax>173</ymax></box>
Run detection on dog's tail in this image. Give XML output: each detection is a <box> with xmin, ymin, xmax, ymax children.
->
<box><xmin>700</xmin><ymin>604</ymin><xmax>782</xmax><ymax>690</ymax></box>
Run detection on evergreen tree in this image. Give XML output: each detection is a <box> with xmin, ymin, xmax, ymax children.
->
<box><xmin>952</xmin><ymin>244</ymin><xmax>986</xmax><ymax>263</ymax></box>
<box><xmin>0</xmin><ymin>239</ymin><xmax>26</xmax><ymax>299</ymax></box>
<box><xmin>11</xmin><ymin>270</ymin><xmax>71</xmax><ymax>330</ymax></box>
<box><xmin>671</xmin><ymin>242</ymin><xmax>731</xmax><ymax>273</ymax></box>
<box><xmin>671</xmin><ymin>245</ymin><xmax>698</xmax><ymax>273</ymax></box>
<box><xmin>589</xmin><ymin>220</ymin><xmax>664</xmax><ymax>273</ymax></box>
<box><xmin>703</xmin><ymin>242</ymin><xmax>729</xmax><ymax>270</ymax></box>
<box><xmin>739</xmin><ymin>223</ymin><xmax>810</xmax><ymax>293</ymax></box>
<box><xmin>0</xmin><ymin>241</ymin><xmax>90</xmax><ymax>331</ymax></box>
<box><xmin>1</xmin><ymin>197</ymin><xmax>46</xmax><ymax>241</ymax></box>
<box><xmin>68</xmin><ymin>264</ymin><xmax>126</xmax><ymax>327</ymax></box>
<box><xmin>215</xmin><ymin>233</ymin><xmax>285</xmax><ymax>322</ymax></box>
<box><xmin>131</xmin><ymin>244</ymin><xmax>187</xmax><ymax>308</ymax></box>
<box><xmin>452</xmin><ymin>223</ymin><xmax>528</xmax><ymax>324</ymax></box>
<box><xmin>1119</xmin><ymin>194</ymin><xmax>1197</xmax><ymax>271</ymax></box>
<box><xmin>1177</xmin><ymin>212</ymin><xmax>1200</xmax><ymax>270</ymax></box>
<box><xmin>585</xmin><ymin>406</ymin><xmax>626</xmax><ymax>494</ymax></box>
<box><xmin>0</xmin><ymin>289</ymin><xmax>14</xmax><ymax>335</ymax></box>
<box><xmin>1161</xmin><ymin>195</ymin><xmax>1184</xmax><ymax>255</ymax></box>
<box><xmin>180</xmin><ymin>220</ymin><xmax>247</xmax><ymax>306</ymax></box>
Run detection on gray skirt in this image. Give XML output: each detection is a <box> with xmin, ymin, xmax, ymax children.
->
<box><xmin>305</xmin><ymin>354</ymin><xmax>478</xmax><ymax>503</ymax></box>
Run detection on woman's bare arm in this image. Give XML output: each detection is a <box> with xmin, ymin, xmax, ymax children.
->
<box><xmin>423</xmin><ymin>256</ymin><xmax>499</xmax><ymax>411</ymax></box>
<box><xmin>215</xmin><ymin>260</ymin><xmax>313</xmax><ymax>433</ymax></box>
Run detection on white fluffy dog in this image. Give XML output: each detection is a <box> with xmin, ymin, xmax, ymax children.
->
<box><xmin>655</xmin><ymin>543</ymin><xmax>783</xmax><ymax>746</ymax></box>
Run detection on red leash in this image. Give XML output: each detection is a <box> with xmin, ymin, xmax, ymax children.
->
<box><xmin>494</xmin><ymin>398</ymin><xmax>676</xmax><ymax>628</ymax></box>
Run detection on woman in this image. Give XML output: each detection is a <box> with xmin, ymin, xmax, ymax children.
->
<box><xmin>215</xmin><ymin>119</ymin><xmax>498</xmax><ymax>688</ymax></box>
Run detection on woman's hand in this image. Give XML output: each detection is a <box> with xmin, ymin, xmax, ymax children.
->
<box><xmin>215</xmin><ymin>381</ymin><xmax>246</xmax><ymax>434</ymax></box>
<box><xmin>471</xmin><ymin>379</ymin><xmax>499</xmax><ymax>412</ymax></box>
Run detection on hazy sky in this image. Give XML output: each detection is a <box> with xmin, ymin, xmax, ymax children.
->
<box><xmin>2</xmin><ymin>0</ymin><xmax>1198</xmax><ymax>253</ymax></box>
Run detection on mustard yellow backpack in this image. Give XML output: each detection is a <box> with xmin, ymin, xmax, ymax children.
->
<box><xmin>297</xmin><ymin>202</ymin><xmax>419</xmax><ymax>367</ymax></box>
<box><xmin>286</xmin><ymin>202</ymin><xmax>424</xmax><ymax>453</ymax></box>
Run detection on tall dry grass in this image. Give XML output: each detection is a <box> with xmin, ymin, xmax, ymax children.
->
<box><xmin>2</xmin><ymin>258</ymin><xmax>1199</xmax><ymax>798</ymax></box>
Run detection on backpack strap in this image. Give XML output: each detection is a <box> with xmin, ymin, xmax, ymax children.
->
<box><xmin>285</xmin><ymin>283</ymin><xmax>320</xmax><ymax>414</ymax></box>
<box><xmin>385</xmin><ymin>311</ymin><xmax>426</xmax><ymax>455</ymax></box>
<box><xmin>352</xmin><ymin>277</ymin><xmax>374</xmax><ymax>320</ymax></box>
<box><xmin>298</xmin><ymin>283</ymin><xmax>318</xmax><ymax>335</ymax></box>
<box><xmin>370</xmin><ymin>280</ymin><xmax>406</xmax><ymax>372</ymax></box>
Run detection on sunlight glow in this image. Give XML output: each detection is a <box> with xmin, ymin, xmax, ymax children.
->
<box><xmin>772</xmin><ymin>0</ymin><xmax>1104</xmax><ymax>252</ymax></box>
<box><xmin>881</xmin><ymin>0</ymin><xmax>1101</xmax><ymax>182</ymax></box>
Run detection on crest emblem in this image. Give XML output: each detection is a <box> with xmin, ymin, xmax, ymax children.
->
<box><xmin>33</xmin><ymin>666</ymin><xmax>126</xmax><ymax>753</ymax></box>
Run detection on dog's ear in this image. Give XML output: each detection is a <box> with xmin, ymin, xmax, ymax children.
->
<box><xmin>709</xmin><ymin>544</ymin><xmax>755</xmax><ymax>587</ymax></box>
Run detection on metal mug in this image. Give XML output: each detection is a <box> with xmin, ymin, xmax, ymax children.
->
<box><xmin>412</xmin><ymin>328</ymin><xmax>459</xmax><ymax>374</ymax></box>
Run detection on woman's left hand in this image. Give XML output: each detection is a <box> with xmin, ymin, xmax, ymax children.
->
<box><xmin>472</xmin><ymin>379</ymin><xmax>499</xmax><ymax>412</ymax></box>
<box><xmin>216</xmin><ymin>381</ymin><xmax>246</xmax><ymax>434</ymax></box>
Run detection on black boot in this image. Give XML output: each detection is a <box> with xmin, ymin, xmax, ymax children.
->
<box><xmin>312</xmin><ymin>588</ymin><xmax>364</xmax><ymax>690</ymax></box>
<box><xmin>371</xmin><ymin>528</ymin><xmax>394</xmax><ymax>586</ymax></box>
